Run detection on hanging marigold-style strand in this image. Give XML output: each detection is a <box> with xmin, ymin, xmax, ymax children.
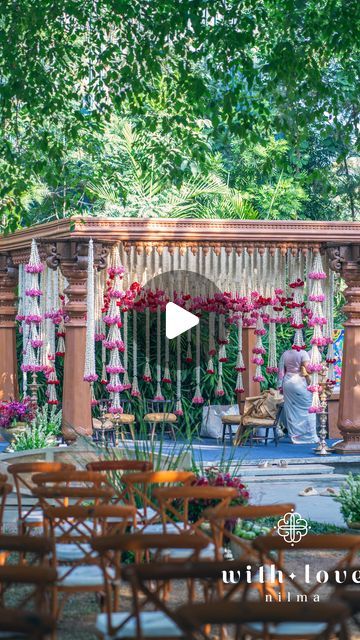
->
<box><xmin>175</xmin><ymin>335</ymin><xmax>183</xmax><ymax>415</ymax></box>
<box><xmin>308</xmin><ymin>252</ymin><xmax>327</xmax><ymax>413</ymax></box>
<box><xmin>192</xmin><ymin>322</ymin><xmax>204</xmax><ymax>404</ymax></box>
<box><xmin>131</xmin><ymin>310</ymin><xmax>141</xmax><ymax>397</ymax></box>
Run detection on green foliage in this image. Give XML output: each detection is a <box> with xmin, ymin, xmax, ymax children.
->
<box><xmin>335</xmin><ymin>474</ymin><xmax>360</xmax><ymax>525</ymax></box>
<box><xmin>11</xmin><ymin>407</ymin><xmax>61</xmax><ymax>451</ymax></box>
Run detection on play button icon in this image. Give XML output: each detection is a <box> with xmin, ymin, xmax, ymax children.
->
<box><xmin>165</xmin><ymin>302</ymin><xmax>199</xmax><ymax>339</ymax></box>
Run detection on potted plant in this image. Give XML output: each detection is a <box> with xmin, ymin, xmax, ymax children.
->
<box><xmin>0</xmin><ymin>398</ymin><xmax>34</xmax><ymax>443</ymax></box>
<box><xmin>335</xmin><ymin>474</ymin><xmax>360</xmax><ymax>529</ymax></box>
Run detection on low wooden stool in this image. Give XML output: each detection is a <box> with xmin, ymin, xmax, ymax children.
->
<box><xmin>221</xmin><ymin>415</ymin><xmax>241</xmax><ymax>445</ymax></box>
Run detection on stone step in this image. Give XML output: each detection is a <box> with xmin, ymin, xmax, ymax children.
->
<box><xmin>244</xmin><ymin>473</ymin><xmax>347</xmax><ymax>486</ymax></box>
<box><xmin>236</xmin><ymin>464</ymin><xmax>336</xmax><ymax>477</ymax></box>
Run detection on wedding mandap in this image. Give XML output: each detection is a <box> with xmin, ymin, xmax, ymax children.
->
<box><xmin>0</xmin><ymin>217</ymin><xmax>360</xmax><ymax>454</ymax></box>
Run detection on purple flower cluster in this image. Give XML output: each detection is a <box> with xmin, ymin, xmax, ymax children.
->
<box><xmin>187</xmin><ymin>468</ymin><xmax>249</xmax><ymax>527</ymax></box>
<box><xmin>0</xmin><ymin>398</ymin><xmax>34</xmax><ymax>429</ymax></box>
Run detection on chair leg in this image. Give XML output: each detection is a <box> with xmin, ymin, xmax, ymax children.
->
<box><xmin>150</xmin><ymin>423</ymin><xmax>156</xmax><ymax>442</ymax></box>
<box><xmin>274</xmin><ymin>426</ymin><xmax>279</xmax><ymax>446</ymax></box>
<box><xmin>169</xmin><ymin>424</ymin><xmax>176</xmax><ymax>441</ymax></box>
<box><xmin>228</xmin><ymin>426</ymin><xmax>233</xmax><ymax>446</ymax></box>
<box><xmin>265</xmin><ymin>428</ymin><xmax>268</xmax><ymax>446</ymax></box>
<box><xmin>222</xmin><ymin>424</ymin><xmax>225</xmax><ymax>444</ymax></box>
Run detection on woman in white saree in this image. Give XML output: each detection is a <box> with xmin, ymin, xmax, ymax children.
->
<box><xmin>278</xmin><ymin>349</ymin><xmax>319</xmax><ymax>444</ymax></box>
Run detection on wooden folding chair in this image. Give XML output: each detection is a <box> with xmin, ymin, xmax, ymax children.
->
<box><xmin>86</xmin><ymin>459</ymin><xmax>153</xmax><ymax>506</ymax></box>
<box><xmin>31</xmin><ymin>469</ymin><xmax>109</xmax><ymax>488</ymax></box>
<box><xmin>43</xmin><ymin>504</ymin><xmax>136</xmax><ymax>626</ymax></box>
<box><xmin>0</xmin><ymin>608</ymin><xmax>55</xmax><ymax>640</ymax></box>
<box><xmin>122</xmin><ymin>470</ymin><xmax>196</xmax><ymax>532</ymax></box>
<box><xmin>0</xmin><ymin>535</ymin><xmax>57</xmax><ymax>638</ymax></box>
<box><xmin>7</xmin><ymin>462</ymin><xmax>75</xmax><ymax>534</ymax></box>
<box><xmin>177</xmin><ymin>600</ymin><xmax>350</xmax><ymax>640</ymax></box>
<box><xmin>0</xmin><ymin>481</ymin><xmax>12</xmax><ymax>535</ymax></box>
<box><xmin>253</xmin><ymin>534</ymin><xmax>360</xmax><ymax>603</ymax></box>
<box><xmin>153</xmin><ymin>485</ymin><xmax>238</xmax><ymax>560</ymax></box>
<box><xmin>91</xmin><ymin>533</ymin><xmax>210</xmax><ymax>640</ymax></box>
<box><xmin>205</xmin><ymin>503</ymin><xmax>295</xmax><ymax>561</ymax></box>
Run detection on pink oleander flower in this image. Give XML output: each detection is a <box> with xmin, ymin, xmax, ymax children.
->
<box><xmin>308</xmin><ymin>271</ymin><xmax>326</xmax><ymax>280</ymax></box>
<box><xmin>106</xmin><ymin>365</ymin><xmax>125</xmax><ymax>374</ymax></box>
<box><xmin>235</xmin><ymin>366</ymin><xmax>246</xmax><ymax>372</ymax></box>
<box><xmin>326</xmin><ymin>358</ymin><xmax>337</xmax><ymax>364</ymax></box>
<box><xmin>84</xmin><ymin>373</ymin><xmax>98</xmax><ymax>382</ymax></box>
<box><xmin>192</xmin><ymin>396</ymin><xmax>205</xmax><ymax>404</ymax></box>
<box><xmin>103</xmin><ymin>316</ymin><xmax>119</xmax><ymax>325</ymax></box>
<box><xmin>56</xmin><ymin>351</ymin><xmax>65</xmax><ymax>357</ymax></box>
<box><xmin>122</xmin><ymin>383</ymin><xmax>132</xmax><ymax>391</ymax></box>
<box><xmin>307</xmin><ymin>384</ymin><xmax>321</xmax><ymax>392</ymax></box>
<box><xmin>206</xmin><ymin>368</ymin><xmax>215</xmax><ymax>374</ymax></box>
<box><xmin>308</xmin><ymin>294</ymin><xmax>326</xmax><ymax>302</ymax></box>
<box><xmin>103</xmin><ymin>340</ymin><xmax>125</xmax><ymax>351</ymax></box>
<box><xmin>31</xmin><ymin>339</ymin><xmax>43</xmax><ymax>348</ymax></box>
<box><xmin>108</xmin><ymin>405</ymin><xmax>124</xmax><ymax>414</ymax></box>
<box><xmin>311</xmin><ymin>337</ymin><xmax>328</xmax><ymax>346</ymax></box>
<box><xmin>275</xmin><ymin>288</ymin><xmax>284</xmax><ymax>295</ymax></box>
<box><xmin>307</xmin><ymin>364</ymin><xmax>323</xmax><ymax>373</ymax></box>
<box><xmin>266</xmin><ymin>366</ymin><xmax>279</xmax><ymax>374</ymax></box>
<box><xmin>253</xmin><ymin>347</ymin><xmax>266</xmax><ymax>355</ymax></box>
<box><xmin>254</xmin><ymin>329</ymin><xmax>266</xmax><ymax>336</ymax></box>
<box><xmin>106</xmin><ymin>383</ymin><xmax>124</xmax><ymax>393</ymax></box>
<box><xmin>253</xmin><ymin>375</ymin><xmax>265</xmax><ymax>382</ymax></box>
<box><xmin>208</xmin><ymin>349</ymin><xmax>217</xmax><ymax>357</ymax></box>
<box><xmin>219</xmin><ymin>357</ymin><xmax>228</xmax><ymax>363</ymax></box>
<box><xmin>15</xmin><ymin>314</ymin><xmax>25</xmax><ymax>322</ymax></box>
<box><xmin>25</xmin><ymin>289</ymin><xmax>43</xmax><ymax>297</ymax></box>
<box><xmin>25</xmin><ymin>315</ymin><xmax>42</xmax><ymax>324</ymax></box>
<box><xmin>25</xmin><ymin>264</ymin><xmax>44</xmax><ymax>273</ymax></box>
<box><xmin>21</xmin><ymin>364</ymin><xmax>46</xmax><ymax>373</ymax></box>
<box><xmin>308</xmin><ymin>317</ymin><xmax>327</xmax><ymax>327</ymax></box>
<box><xmin>108</xmin><ymin>266</ymin><xmax>125</xmax><ymax>278</ymax></box>
<box><xmin>309</xmin><ymin>406</ymin><xmax>322</xmax><ymax>414</ymax></box>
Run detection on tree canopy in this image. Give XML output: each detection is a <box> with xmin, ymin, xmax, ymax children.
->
<box><xmin>0</xmin><ymin>0</ymin><xmax>359</xmax><ymax>231</ymax></box>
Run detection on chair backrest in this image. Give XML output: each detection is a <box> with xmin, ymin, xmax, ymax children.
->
<box><xmin>145</xmin><ymin>399</ymin><xmax>174</xmax><ymax>413</ymax></box>
<box><xmin>32</xmin><ymin>484</ymin><xmax>115</xmax><ymax>516</ymax></box>
<box><xmin>204</xmin><ymin>503</ymin><xmax>295</xmax><ymax>561</ymax></box>
<box><xmin>0</xmin><ymin>609</ymin><xmax>55</xmax><ymax>640</ymax></box>
<box><xmin>0</xmin><ymin>534</ymin><xmax>56</xmax><ymax>615</ymax></box>
<box><xmin>122</xmin><ymin>470</ymin><xmax>196</xmax><ymax>528</ymax></box>
<box><xmin>8</xmin><ymin>461</ymin><xmax>75</xmax><ymax>522</ymax></box>
<box><xmin>44</xmin><ymin>504</ymin><xmax>136</xmax><ymax>589</ymax></box>
<box><xmin>86</xmin><ymin>459</ymin><xmax>153</xmax><ymax>473</ymax></box>
<box><xmin>177</xmin><ymin>600</ymin><xmax>350</xmax><ymax>639</ymax></box>
<box><xmin>153</xmin><ymin>485</ymin><xmax>238</xmax><ymax>548</ymax></box>
<box><xmin>91</xmin><ymin>532</ymin><xmax>211</xmax><ymax>640</ymax></box>
<box><xmin>32</xmin><ymin>470</ymin><xmax>109</xmax><ymax>486</ymax></box>
<box><xmin>253</xmin><ymin>533</ymin><xmax>360</xmax><ymax>598</ymax></box>
<box><xmin>0</xmin><ymin>482</ymin><xmax>12</xmax><ymax>534</ymax></box>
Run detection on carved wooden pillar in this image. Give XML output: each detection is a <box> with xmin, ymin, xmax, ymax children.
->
<box><xmin>328</xmin><ymin>245</ymin><xmax>360</xmax><ymax>453</ymax></box>
<box><xmin>0</xmin><ymin>255</ymin><xmax>19</xmax><ymax>400</ymax></box>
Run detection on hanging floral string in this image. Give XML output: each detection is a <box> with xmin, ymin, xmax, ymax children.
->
<box><xmin>325</xmin><ymin>270</ymin><xmax>336</xmax><ymax>386</ymax></box>
<box><xmin>122</xmin><ymin>311</ymin><xmax>131</xmax><ymax>391</ymax></box>
<box><xmin>266</xmin><ymin>307</ymin><xmax>278</xmax><ymax>374</ymax></box>
<box><xmin>21</xmin><ymin>239</ymin><xmax>45</xmax><ymax>376</ymax></box>
<box><xmin>83</xmin><ymin>239</ymin><xmax>98</xmax><ymax>384</ymax></box>
<box><xmin>218</xmin><ymin>313</ymin><xmax>228</xmax><ymax>363</ymax></box>
<box><xmin>308</xmin><ymin>252</ymin><xmax>327</xmax><ymax>413</ymax></box>
<box><xmin>17</xmin><ymin>264</ymin><xmax>29</xmax><ymax>394</ymax></box>
<box><xmin>289</xmin><ymin>256</ymin><xmax>306</xmax><ymax>351</ymax></box>
<box><xmin>131</xmin><ymin>310</ymin><xmax>141</xmax><ymax>397</ymax></box>
<box><xmin>103</xmin><ymin>246</ymin><xmax>125</xmax><ymax>413</ymax></box>
<box><xmin>185</xmin><ymin>329</ymin><xmax>193</xmax><ymax>364</ymax></box>
<box><xmin>175</xmin><ymin>335</ymin><xmax>183</xmax><ymax>415</ymax></box>
<box><xmin>234</xmin><ymin>316</ymin><xmax>245</xmax><ymax>393</ymax></box>
<box><xmin>252</xmin><ymin>315</ymin><xmax>266</xmax><ymax>383</ymax></box>
<box><xmin>192</xmin><ymin>322</ymin><xmax>204</xmax><ymax>404</ymax></box>
<box><xmin>44</xmin><ymin>268</ymin><xmax>60</xmax><ymax>406</ymax></box>
<box><xmin>143</xmin><ymin>307</ymin><xmax>152</xmax><ymax>382</ymax></box>
<box><xmin>154</xmin><ymin>305</ymin><xmax>164</xmax><ymax>400</ymax></box>
<box><xmin>206</xmin><ymin>311</ymin><xmax>215</xmax><ymax>374</ymax></box>
<box><xmin>163</xmin><ymin>335</ymin><xmax>171</xmax><ymax>384</ymax></box>
<box><xmin>215</xmin><ymin>360</ymin><xmax>225</xmax><ymax>397</ymax></box>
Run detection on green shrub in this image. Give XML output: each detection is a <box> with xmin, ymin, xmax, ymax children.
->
<box><xmin>12</xmin><ymin>424</ymin><xmax>56</xmax><ymax>451</ymax></box>
<box><xmin>335</xmin><ymin>474</ymin><xmax>360</xmax><ymax>525</ymax></box>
